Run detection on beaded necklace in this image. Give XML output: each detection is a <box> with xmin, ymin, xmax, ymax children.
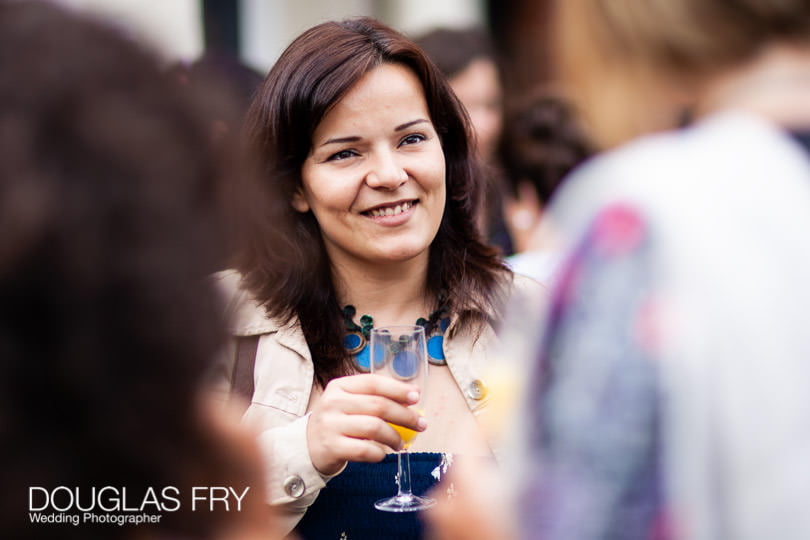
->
<box><xmin>341</xmin><ymin>303</ymin><xmax>449</xmax><ymax>371</ymax></box>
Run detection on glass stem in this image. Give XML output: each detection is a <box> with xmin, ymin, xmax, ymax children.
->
<box><xmin>397</xmin><ymin>450</ymin><xmax>413</xmax><ymax>498</ymax></box>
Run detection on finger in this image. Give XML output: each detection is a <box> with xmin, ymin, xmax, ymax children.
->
<box><xmin>337</xmin><ymin>414</ymin><xmax>405</xmax><ymax>450</ymax></box>
<box><xmin>332</xmin><ymin>373</ymin><xmax>421</xmax><ymax>404</ymax></box>
<box><xmin>327</xmin><ymin>394</ymin><xmax>427</xmax><ymax>433</ymax></box>
<box><xmin>327</xmin><ymin>432</ymin><xmax>393</xmax><ymax>463</ymax></box>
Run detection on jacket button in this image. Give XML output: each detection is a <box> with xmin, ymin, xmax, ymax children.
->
<box><xmin>283</xmin><ymin>475</ymin><xmax>305</xmax><ymax>498</ymax></box>
<box><xmin>466</xmin><ymin>379</ymin><xmax>487</xmax><ymax>400</ymax></box>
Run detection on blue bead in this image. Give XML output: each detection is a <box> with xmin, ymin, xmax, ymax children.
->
<box><xmin>355</xmin><ymin>345</ymin><xmax>370</xmax><ymax>371</ymax></box>
<box><xmin>427</xmin><ymin>335</ymin><xmax>445</xmax><ymax>360</ymax></box>
<box><xmin>392</xmin><ymin>350</ymin><xmax>418</xmax><ymax>379</ymax></box>
<box><xmin>373</xmin><ymin>345</ymin><xmax>386</xmax><ymax>370</ymax></box>
<box><xmin>343</xmin><ymin>333</ymin><xmax>362</xmax><ymax>349</ymax></box>
<box><xmin>440</xmin><ymin>318</ymin><xmax>450</xmax><ymax>332</ymax></box>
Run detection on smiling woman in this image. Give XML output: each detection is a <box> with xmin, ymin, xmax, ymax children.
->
<box><xmin>214</xmin><ymin>16</ymin><xmax>544</xmax><ymax>540</ymax></box>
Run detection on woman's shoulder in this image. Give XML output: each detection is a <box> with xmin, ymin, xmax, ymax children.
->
<box><xmin>212</xmin><ymin>269</ymin><xmax>287</xmax><ymax>336</ymax></box>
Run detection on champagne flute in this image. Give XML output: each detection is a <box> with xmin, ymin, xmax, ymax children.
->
<box><xmin>369</xmin><ymin>325</ymin><xmax>435</xmax><ymax>512</ymax></box>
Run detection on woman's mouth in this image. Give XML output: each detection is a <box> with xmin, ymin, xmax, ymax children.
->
<box><xmin>363</xmin><ymin>200</ymin><xmax>417</xmax><ymax>217</ymax></box>
<box><xmin>362</xmin><ymin>199</ymin><xmax>418</xmax><ymax>225</ymax></box>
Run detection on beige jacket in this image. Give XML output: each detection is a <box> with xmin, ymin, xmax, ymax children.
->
<box><xmin>214</xmin><ymin>270</ymin><xmax>544</xmax><ymax>533</ymax></box>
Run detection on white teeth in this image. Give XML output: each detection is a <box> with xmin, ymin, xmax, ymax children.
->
<box><xmin>369</xmin><ymin>201</ymin><xmax>412</xmax><ymax>217</ymax></box>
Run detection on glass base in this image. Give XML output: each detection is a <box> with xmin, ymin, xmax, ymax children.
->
<box><xmin>374</xmin><ymin>494</ymin><xmax>436</xmax><ymax>513</ymax></box>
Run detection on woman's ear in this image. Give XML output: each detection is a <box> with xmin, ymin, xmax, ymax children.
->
<box><xmin>291</xmin><ymin>188</ymin><xmax>310</xmax><ymax>213</ymax></box>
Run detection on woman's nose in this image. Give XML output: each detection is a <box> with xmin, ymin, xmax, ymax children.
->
<box><xmin>365</xmin><ymin>150</ymin><xmax>407</xmax><ymax>189</ymax></box>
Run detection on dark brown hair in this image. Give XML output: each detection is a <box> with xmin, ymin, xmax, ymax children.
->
<box><xmin>239</xmin><ymin>17</ymin><xmax>510</xmax><ymax>386</ymax></box>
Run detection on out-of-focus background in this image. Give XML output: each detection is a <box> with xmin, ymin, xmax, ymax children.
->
<box><xmin>50</xmin><ymin>0</ymin><xmax>483</xmax><ymax>71</ymax></box>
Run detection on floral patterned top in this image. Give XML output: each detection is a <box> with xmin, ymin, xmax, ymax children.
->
<box><xmin>522</xmin><ymin>204</ymin><xmax>668</xmax><ymax>539</ymax></box>
<box><xmin>519</xmin><ymin>116</ymin><xmax>810</xmax><ymax>540</ymax></box>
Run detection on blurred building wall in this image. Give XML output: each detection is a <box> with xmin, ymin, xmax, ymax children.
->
<box><xmin>241</xmin><ymin>0</ymin><xmax>482</xmax><ymax>73</ymax></box>
<box><xmin>45</xmin><ymin>0</ymin><xmax>481</xmax><ymax>72</ymax></box>
<box><xmin>52</xmin><ymin>0</ymin><xmax>204</xmax><ymax>61</ymax></box>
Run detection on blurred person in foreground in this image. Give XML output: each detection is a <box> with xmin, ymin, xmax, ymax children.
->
<box><xmin>0</xmin><ymin>2</ymin><xmax>271</xmax><ymax>539</ymax></box>
<box><xmin>427</xmin><ymin>0</ymin><xmax>810</xmax><ymax>538</ymax></box>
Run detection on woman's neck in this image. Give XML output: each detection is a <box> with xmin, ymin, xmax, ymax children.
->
<box><xmin>331</xmin><ymin>253</ymin><xmax>434</xmax><ymax>326</ymax></box>
<box><xmin>695</xmin><ymin>43</ymin><xmax>810</xmax><ymax>129</ymax></box>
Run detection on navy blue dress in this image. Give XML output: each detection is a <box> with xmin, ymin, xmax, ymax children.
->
<box><xmin>294</xmin><ymin>452</ymin><xmax>444</xmax><ymax>540</ymax></box>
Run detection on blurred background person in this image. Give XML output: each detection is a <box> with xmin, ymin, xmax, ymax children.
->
<box><xmin>170</xmin><ymin>52</ymin><xmax>264</xmax><ymax>144</ymax></box>
<box><xmin>415</xmin><ymin>26</ymin><xmax>503</xmax><ymax>163</ymax></box>
<box><xmin>0</xmin><ymin>2</ymin><xmax>272</xmax><ymax>539</ymax></box>
<box><xmin>168</xmin><ymin>52</ymin><xmax>267</xmax><ymax>272</ymax></box>
<box><xmin>499</xmin><ymin>89</ymin><xmax>593</xmax><ymax>282</ymax></box>
<box><xmin>415</xmin><ymin>19</ymin><xmax>594</xmax><ymax>275</ymax></box>
<box><xmin>415</xmin><ymin>25</ymin><xmax>512</xmax><ymax>254</ymax></box>
<box><xmin>483</xmin><ymin>0</ymin><xmax>593</xmax><ymax>280</ymax></box>
<box><xmin>428</xmin><ymin>0</ymin><xmax>810</xmax><ymax>539</ymax></box>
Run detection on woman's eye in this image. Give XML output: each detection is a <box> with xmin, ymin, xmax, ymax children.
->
<box><xmin>400</xmin><ymin>133</ymin><xmax>426</xmax><ymax>146</ymax></box>
<box><xmin>327</xmin><ymin>149</ymin><xmax>357</xmax><ymax>161</ymax></box>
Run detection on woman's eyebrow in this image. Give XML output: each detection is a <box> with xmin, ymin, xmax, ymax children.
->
<box><xmin>395</xmin><ymin>119</ymin><xmax>429</xmax><ymax>131</ymax></box>
<box><xmin>319</xmin><ymin>118</ymin><xmax>429</xmax><ymax>147</ymax></box>
<box><xmin>320</xmin><ymin>135</ymin><xmax>360</xmax><ymax>147</ymax></box>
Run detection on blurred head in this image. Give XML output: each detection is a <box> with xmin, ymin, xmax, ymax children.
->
<box><xmin>500</xmin><ymin>89</ymin><xmax>592</xmax><ymax>205</ymax></box>
<box><xmin>0</xmin><ymin>2</ymin><xmax>264</xmax><ymax>538</ymax></box>
<box><xmin>241</xmin><ymin>17</ymin><xmax>505</xmax><ymax>385</ymax></box>
<box><xmin>553</xmin><ymin>0</ymin><xmax>810</xmax><ymax>148</ymax></box>
<box><xmin>170</xmin><ymin>53</ymin><xmax>264</xmax><ymax>144</ymax></box>
<box><xmin>417</xmin><ymin>27</ymin><xmax>503</xmax><ymax>160</ymax></box>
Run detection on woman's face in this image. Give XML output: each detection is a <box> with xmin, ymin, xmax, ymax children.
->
<box><xmin>296</xmin><ymin>62</ymin><xmax>446</xmax><ymax>269</ymax></box>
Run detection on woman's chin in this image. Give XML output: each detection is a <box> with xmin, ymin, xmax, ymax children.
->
<box><xmin>369</xmin><ymin>244</ymin><xmax>431</xmax><ymax>265</ymax></box>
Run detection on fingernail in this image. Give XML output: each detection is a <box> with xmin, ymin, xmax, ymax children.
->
<box><xmin>407</xmin><ymin>390</ymin><xmax>419</xmax><ymax>403</ymax></box>
<box><xmin>417</xmin><ymin>416</ymin><xmax>428</xmax><ymax>430</ymax></box>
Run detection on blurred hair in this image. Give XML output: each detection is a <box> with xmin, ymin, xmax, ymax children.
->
<box><xmin>240</xmin><ymin>17</ymin><xmax>509</xmax><ymax>386</ymax></box>
<box><xmin>168</xmin><ymin>53</ymin><xmax>268</xmax><ymax>270</ymax></box>
<box><xmin>553</xmin><ymin>0</ymin><xmax>810</xmax><ymax>147</ymax></box>
<box><xmin>0</xmin><ymin>2</ymin><xmax>258</xmax><ymax>538</ymax></box>
<box><xmin>169</xmin><ymin>52</ymin><xmax>264</xmax><ymax>127</ymax></box>
<box><xmin>415</xmin><ymin>26</ymin><xmax>494</xmax><ymax>79</ymax></box>
<box><xmin>499</xmin><ymin>89</ymin><xmax>593</xmax><ymax>204</ymax></box>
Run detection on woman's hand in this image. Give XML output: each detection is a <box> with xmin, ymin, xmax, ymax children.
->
<box><xmin>306</xmin><ymin>373</ymin><xmax>427</xmax><ymax>476</ymax></box>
